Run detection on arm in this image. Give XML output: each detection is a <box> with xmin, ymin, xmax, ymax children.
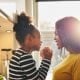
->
<box><xmin>72</xmin><ymin>57</ymin><xmax>80</xmax><ymax>80</ymax></box>
<box><xmin>20</xmin><ymin>54</ymin><xmax>51</xmax><ymax>80</ymax></box>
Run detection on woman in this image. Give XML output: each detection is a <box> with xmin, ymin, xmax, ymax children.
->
<box><xmin>52</xmin><ymin>17</ymin><xmax>80</xmax><ymax>80</ymax></box>
<box><xmin>9</xmin><ymin>13</ymin><xmax>52</xmax><ymax>80</ymax></box>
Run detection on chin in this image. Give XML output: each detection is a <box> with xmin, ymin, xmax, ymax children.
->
<box><xmin>57</xmin><ymin>45</ymin><xmax>61</xmax><ymax>49</ymax></box>
<box><xmin>34</xmin><ymin>47</ymin><xmax>40</xmax><ymax>51</ymax></box>
<box><xmin>58</xmin><ymin>47</ymin><xmax>61</xmax><ymax>49</ymax></box>
<box><xmin>37</xmin><ymin>48</ymin><xmax>40</xmax><ymax>51</ymax></box>
<box><xmin>58</xmin><ymin>45</ymin><xmax>63</xmax><ymax>49</ymax></box>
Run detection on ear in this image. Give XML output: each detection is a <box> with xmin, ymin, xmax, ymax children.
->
<box><xmin>26</xmin><ymin>34</ymin><xmax>33</xmax><ymax>42</ymax></box>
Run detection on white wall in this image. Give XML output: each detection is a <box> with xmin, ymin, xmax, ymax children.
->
<box><xmin>0</xmin><ymin>32</ymin><xmax>14</xmax><ymax>75</ymax></box>
<box><xmin>0</xmin><ymin>0</ymin><xmax>26</xmax><ymax>14</ymax></box>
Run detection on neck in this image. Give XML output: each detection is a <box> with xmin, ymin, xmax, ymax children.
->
<box><xmin>21</xmin><ymin>45</ymin><xmax>32</xmax><ymax>53</ymax></box>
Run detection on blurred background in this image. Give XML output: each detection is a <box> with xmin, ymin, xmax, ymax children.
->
<box><xmin>0</xmin><ymin>0</ymin><xmax>80</xmax><ymax>80</ymax></box>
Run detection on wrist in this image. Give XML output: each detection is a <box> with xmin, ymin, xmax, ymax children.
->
<box><xmin>43</xmin><ymin>57</ymin><xmax>52</xmax><ymax>60</ymax></box>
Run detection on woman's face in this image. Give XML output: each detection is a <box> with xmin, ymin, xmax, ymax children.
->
<box><xmin>54</xmin><ymin>31</ymin><xmax>63</xmax><ymax>49</ymax></box>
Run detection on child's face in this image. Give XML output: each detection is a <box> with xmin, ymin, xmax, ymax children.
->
<box><xmin>32</xmin><ymin>31</ymin><xmax>41</xmax><ymax>51</ymax></box>
<box><xmin>24</xmin><ymin>31</ymin><xmax>42</xmax><ymax>51</ymax></box>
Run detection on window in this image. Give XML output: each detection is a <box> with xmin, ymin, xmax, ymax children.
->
<box><xmin>38</xmin><ymin>1</ymin><xmax>80</xmax><ymax>80</ymax></box>
<box><xmin>0</xmin><ymin>2</ymin><xmax>16</xmax><ymax>19</ymax></box>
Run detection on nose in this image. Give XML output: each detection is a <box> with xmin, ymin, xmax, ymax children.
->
<box><xmin>54</xmin><ymin>35</ymin><xmax>56</xmax><ymax>40</ymax></box>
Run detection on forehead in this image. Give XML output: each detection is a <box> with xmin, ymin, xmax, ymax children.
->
<box><xmin>33</xmin><ymin>30</ymin><xmax>40</xmax><ymax>37</ymax></box>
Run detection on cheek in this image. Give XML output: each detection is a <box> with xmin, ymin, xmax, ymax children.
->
<box><xmin>55</xmin><ymin>35</ymin><xmax>63</xmax><ymax>46</ymax></box>
<box><xmin>58</xmin><ymin>39</ymin><xmax>62</xmax><ymax>45</ymax></box>
<box><xmin>35</xmin><ymin>40</ymin><xmax>41</xmax><ymax>47</ymax></box>
<box><xmin>35</xmin><ymin>39</ymin><xmax>40</xmax><ymax>44</ymax></box>
<box><xmin>24</xmin><ymin>40</ymin><xmax>31</xmax><ymax>46</ymax></box>
<box><xmin>54</xmin><ymin>35</ymin><xmax>59</xmax><ymax>41</ymax></box>
<box><xmin>57</xmin><ymin>36</ymin><xmax>61</xmax><ymax>43</ymax></box>
<box><xmin>58</xmin><ymin>38</ymin><xmax>63</xmax><ymax>48</ymax></box>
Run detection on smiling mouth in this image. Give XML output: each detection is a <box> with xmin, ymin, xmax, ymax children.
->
<box><xmin>55</xmin><ymin>40</ymin><xmax>58</xmax><ymax>45</ymax></box>
<box><xmin>40</xmin><ymin>43</ymin><xmax>42</xmax><ymax>46</ymax></box>
<box><xmin>56</xmin><ymin>43</ymin><xmax>59</xmax><ymax>45</ymax></box>
<box><xmin>39</xmin><ymin>44</ymin><xmax>42</xmax><ymax>48</ymax></box>
<box><xmin>55</xmin><ymin>41</ymin><xmax>58</xmax><ymax>44</ymax></box>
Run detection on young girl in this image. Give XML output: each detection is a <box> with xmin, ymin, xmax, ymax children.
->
<box><xmin>9</xmin><ymin>13</ymin><xmax>52</xmax><ymax>80</ymax></box>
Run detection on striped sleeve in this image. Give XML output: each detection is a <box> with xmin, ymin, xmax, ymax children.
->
<box><xmin>20</xmin><ymin>53</ymin><xmax>51</xmax><ymax>80</ymax></box>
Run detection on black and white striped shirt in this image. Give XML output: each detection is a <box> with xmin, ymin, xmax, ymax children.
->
<box><xmin>9</xmin><ymin>48</ymin><xmax>51</xmax><ymax>80</ymax></box>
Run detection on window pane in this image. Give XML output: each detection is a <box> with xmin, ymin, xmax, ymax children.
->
<box><xmin>38</xmin><ymin>2</ymin><xmax>80</xmax><ymax>80</ymax></box>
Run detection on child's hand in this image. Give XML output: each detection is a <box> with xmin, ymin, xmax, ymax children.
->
<box><xmin>40</xmin><ymin>47</ymin><xmax>53</xmax><ymax>60</ymax></box>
